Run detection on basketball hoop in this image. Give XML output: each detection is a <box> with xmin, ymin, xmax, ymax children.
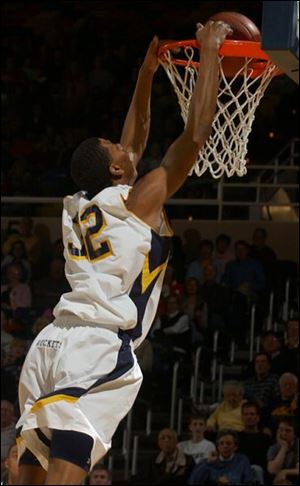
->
<box><xmin>158</xmin><ymin>39</ymin><xmax>283</xmax><ymax>178</ymax></box>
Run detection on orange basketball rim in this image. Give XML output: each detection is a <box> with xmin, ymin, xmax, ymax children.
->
<box><xmin>158</xmin><ymin>38</ymin><xmax>283</xmax><ymax>179</ymax></box>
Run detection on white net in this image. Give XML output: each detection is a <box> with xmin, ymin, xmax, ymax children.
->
<box><xmin>159</xmin><ymin>44</ymin><xmax>281</xmax><ymax>178</ymax></box>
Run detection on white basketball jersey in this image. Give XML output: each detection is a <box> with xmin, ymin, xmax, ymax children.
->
<box><xmin>53</xmin><ymin>185</ymin><xmax>173</xmax><ymax>348</ymax></box>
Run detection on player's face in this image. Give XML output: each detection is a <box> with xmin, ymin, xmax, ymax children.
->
<box><xmin>98</xmin><ymin>138</ymin><xmax>137</xmax><ymax>184</ymax></box>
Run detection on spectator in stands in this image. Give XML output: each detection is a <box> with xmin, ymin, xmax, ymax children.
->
<box><xmin>238</xmin><ymin>402</ymin><xmax>273</xmax><ymax>484</ymax></box>
<box><xmin>148</xmin><ymin>427</ymin><xmax>194</xmax><ymax>485</ymax></box>
<box><xmin>207</xmin><ymin>381</ymin><xmax>246</xmax><ymax>433</ymax></box>
<box><xmin>1</xmin><ymin>401</ymin><xmax>16</xmax><ymax>463</ymax></box>
<box><xmin>1</xmin><ymin>240</ymin><xmax>31</xmax><ymax>284</ymax></box>
<box><xmin>1</xmin><ymin>311</ymin><xmax>13</xmax><ymax>353</ymax></box>
<box><xmin>266</xmin><ymin>373</ymin><xmax>298</xmax><ymax>435</ymax></box>
<box><xmin>1</xmin><ymin>326</ymin><xmax>19</xmax><ymax>404</ymax></box>
<box><xmin>274</xmin><ymin>320</ymin><xmax>299</xmax><ymax>376</ymax></box>
<box><xmin>285</xmin><ymin>320</ymin><xmax>299</xmax><ymax>350</ymax></box>
<box><xmin>201</xmin><ymin>264</ymin><xmax>232</xmax><ymax>336</ymax></box>
<box><xmin>1</xmin><ymin>263</ymin><xmax>32</xmax><ymax>319</ymax></box>
<box><xmin>267</xmin><ymin>419</ymin><xmax>299</xmax><ymax>485</ymax></box>
<box><xmin>188</xmin><ymin>429</ymin><xmax>255</xmax><ymax>485</ymax></box>
<box><xmin>86</xmin><ymin>463</ymin><xmax>112</xmax><ymax>485</ymax></box>
<box><xmin>261</xmin><ymin>331</ymin><xmax>284</xmax><ymax>375</ymax></box>
<box><xmin>6</xmin><ymin>339</ymin><xmax>27</xmax><ymax>368</ymax></box>
<box><xmin>32</xmin><ymin>223</ymin><xmax>53</xmax><ymax>280</ymax></box>
<box><xmin>250</xmin><ymin>228</ymin><xmax>277</xmax><ymax>291</ymax></box>
<box><xmin>222</xmin><ymin>240</ymin><xmax>265</xmax><ymax>303</ymax></box>
<box><xmin>152</xmin><ymin>294</ymin><xmax>190</xmax><ymax>358</ymax></box>
<box><xmin>2</xmin><ymin>339</ymin><xmax>28</xmax><ymax>405</ymax></box>
<box><xmin>33</xmin><ymin>256</ymin><xmax>70</xmax><ymax>311</ymax></box>
<box><xmin>186</xmin><ymin>240</ymin><xmax>216</xmax><ymax>285</ymax></box>
<box><xmin>161</xmin><ymin>265</ymin><xmax>184</xmax><ymax>302</ymax></box>
<box><xmin>213</xmin><ymin>233</ymin><xmax>233</xmax><ymax>282</ymax></box>
<box><xmin>1</xmin><ymin>443</ymin><xmax>18</xmax><ymax>485</ymax></box>
<box><xmin>182</xmin><ymin>228</ymin><xmax>201</xmax><ymax>266</ymax></box>
<box><xmin>183</xmin><ymin>277</ymin><xmax>206</xmax><ymax>321</ymax></box>
<box><xmin>2</xmin><ymin>217</ymin><xmax>38</xmax><ymax>265</ymax></box>
<box><xmin>177</xmin><ymin>413</ymin><xmax>216</xmax><ymax>465</ymax></box>
<box><xmin>151</xmin><ymin>295</ymin><xmax>190</xmax><ymax>392</ymax></box>
<box><xmin>244</xmin><ymin>353</ymin><xmax>279</xmax><ymax>421</ymax></box>
<box><xmin>190</xmin><ymin>304</ymin><xmax>208</xmax><ymax>348</ymax></box>
<box><xmin>221</xmin><ymin>240</ymin><xmax>266</xmax><ymax>341</ymax></box>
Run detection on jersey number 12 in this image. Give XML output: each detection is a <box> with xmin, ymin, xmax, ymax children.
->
<box><xmin>68</xmin><ymin>204</ymin><xmax>112</xmax><ymax>262</ymax></box>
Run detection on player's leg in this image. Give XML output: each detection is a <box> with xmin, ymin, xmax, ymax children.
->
<box><xmin>17</xmin><ymin>449</ymin><xmax>47</xmax><ymax>485</ymax></box>
<box><xmin>45</xmin><ymin>458</ymin><xmax>87</xmax><ymax>485</ymax></box>
<box><xmin>44</xmin><ymin>429</ymin><xmax>93</xmax><ymax>485</ymax></box>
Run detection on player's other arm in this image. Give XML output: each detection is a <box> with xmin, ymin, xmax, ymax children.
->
<box><xmin>120</xmin><ymin>36</ymin><xmax>160</xmax><ymax>167</ymax></box>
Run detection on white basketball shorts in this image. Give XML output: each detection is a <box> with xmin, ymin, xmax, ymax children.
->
<box><xmin>16</xmin><ymin>321</ymin><xmax>142</xmax><ymax>471</ymax></box>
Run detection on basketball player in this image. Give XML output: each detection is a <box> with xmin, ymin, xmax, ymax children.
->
<box><xmin>16</xmin><ymin>21</ymin><xmax>232</xmax><ymax>485</ymax></box>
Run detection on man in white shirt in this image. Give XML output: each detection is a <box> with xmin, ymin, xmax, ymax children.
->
<box><xmin>177</xmin><ymin>413</ymin><xmax>216</xmax><ymax>464</ymax></box>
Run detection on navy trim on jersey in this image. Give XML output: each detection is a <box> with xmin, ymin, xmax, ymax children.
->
<box><xmin>19</xmin><ymin>447</ymin><xmax>42</xmax><ymax>466</ymax></box>
<box><xmin>87</xmin><ymin>329</ymin><xmax>133</xmax><ymax>392</ymax></box>
<box><xmin>35</xmin><ymin>428</ymin><xmax>51</xmax><ymax>447</ymax></box>
<box><xmin>128</xmin><ymin>230</ymin><xmax>171</xmax><ymax>341</ymax></box>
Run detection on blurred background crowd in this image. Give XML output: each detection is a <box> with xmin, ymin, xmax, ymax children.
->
<box><xmin>1</xmin><ymin>1</ymin><xmax>298</xmax><ymax>199</ymax></box>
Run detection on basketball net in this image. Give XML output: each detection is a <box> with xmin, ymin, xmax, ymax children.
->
<box><xmin>159</xmin><ymin>41</ymin><xmax>281</xmax><ymax>178</ymax></box>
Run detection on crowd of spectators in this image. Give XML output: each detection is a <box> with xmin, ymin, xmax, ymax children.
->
<box><xmin>134</xmin><ymin>412</ymin><xmax>298</xmax><ymax>485</ymax></box>
<box><xmin>1</xmin><ymin>214</ymin><xmax>298</xmax><ymax>484</ymax></box>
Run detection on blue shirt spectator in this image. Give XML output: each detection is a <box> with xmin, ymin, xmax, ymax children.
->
<box><xmin>186</xmin><ymin>240</ymin><xmax>217</xmax><ymax>284</ymax></box>
<box><xmin>222</xmin><ymin>240</ymin><xmax>265</xmax><ymax>300</ymax></box>
<box><xmin>188</xmin><ymin>429</ymin><xmax>255</xmax><ymax>485</ymax></box>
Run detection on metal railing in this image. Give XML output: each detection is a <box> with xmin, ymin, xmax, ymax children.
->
<box><xmin>126</xmin><ymin>278</ymin><xmax>294</xmax><ymax>481</ymax></box>
<box><xmin>2</xmin><ymin>138</ymin><xmax>298</xmax><ymax>221</ymax></box>
<box><xmin>170</xmin><ymin>361</ymin><xmax>180</xmax><ymax>429</ymax></box>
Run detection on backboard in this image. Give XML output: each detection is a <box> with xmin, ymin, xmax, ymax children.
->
<box><xmin>262</xmin><ymin>1</ymin><xmax>299</xmax><ymax>84</ymax></box>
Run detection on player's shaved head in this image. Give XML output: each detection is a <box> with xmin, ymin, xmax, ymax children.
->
<box><xmin>71</xmin><ymin>138</ymin><xmax>112</xmax><ymax>197</ymax></box>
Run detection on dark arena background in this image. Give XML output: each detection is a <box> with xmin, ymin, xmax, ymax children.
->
<box><xmin>1</xmin><ymin>1</ymin><xmax>299</xmax><ymax>485</ymax></box>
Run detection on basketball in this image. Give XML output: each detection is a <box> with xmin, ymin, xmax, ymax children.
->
<box><xmin>209</xmin><ymin>12</ymin><xmax>261</xmax><ymax>78</ymax></box>
<box><xmin>209</xmin><ymin>11</ymin><xmax>261</xmax><ymax>41</ymax></box>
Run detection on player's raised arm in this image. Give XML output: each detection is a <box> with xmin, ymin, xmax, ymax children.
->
<box><xmin>120</xmin><ymin>36</ymin><xmax>160</xmax><ymax>167</ymax></box>
<box><xmin>160</xmin><ymin>20</ymin><xmax>232</xmax><ymax>198</ymax></box>
<box><xmin>126</xmin><ymin>21</ymin><xmax>232</xmax><ymax>227</ymax></box>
